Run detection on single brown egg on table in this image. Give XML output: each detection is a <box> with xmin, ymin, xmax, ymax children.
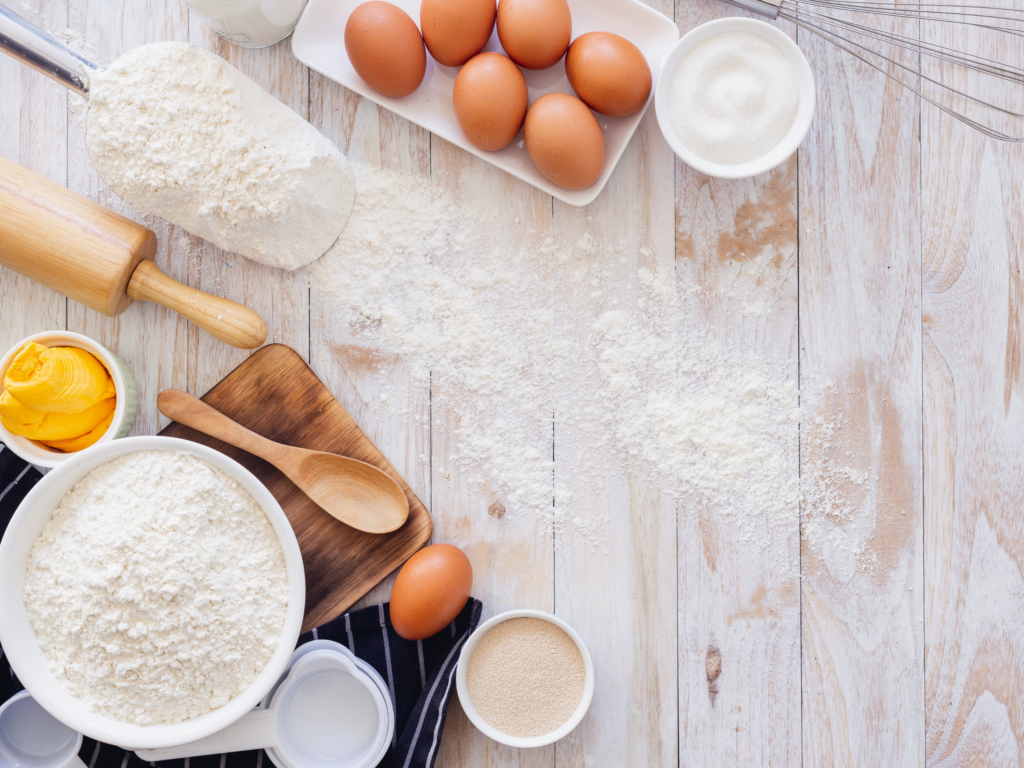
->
<box><xmin>565</xmin><ymin>32</ymin><xmax>652</xmax><ymax>117</ymax></box>
<box><xmin>453</xmin><ymin>53</ymin><xmax>529</xmax><ymax>151</ymax></box>
<box><xmin>524</xmin><ymin>92</ymin><xmax>605</xmax><ymax>190</ymax></box>
<box><xmin>496</xmin><ymin>0</ymin><xmax>571</xmax><ymax>70</ymax></box>
<box><xmin>345</xmin><ymin>1</ymin><xmax>427</xmax><ymax>98</ymax></box>
<box><xmin>421</xmin><ymin>0</ymin><xmax>496</xmax><ymax>67</ymax></box>
<box><xmin>390</xmin><ymin>543</ymin><xmax>473</xmax><ymax>641</ymax></box>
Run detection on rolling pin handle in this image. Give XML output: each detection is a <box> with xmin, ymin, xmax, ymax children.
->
<box><xmin>127</xmin><ymin>260</ymin><xmax>268</xmax><ymax>349</ymax></box>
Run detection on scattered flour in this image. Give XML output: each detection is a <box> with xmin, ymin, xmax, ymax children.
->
<box><xmin>314</xmin><ymin>164</ymin><xmax>817</xmax><ymax>551</ymax></box>
<box><xmin>315</xmin><ymin>167</ymin><xmax>559</xmax><ymax>521</ymax></box>
<box><xmin>86</xmin><ymin>42</ymin><xmax>355</xmax><ymax>270</ymax></box>
<box><xmin>24</xmin><ymin>450</ymin><xmax>288</xmax><ymax>725</ymax></box>
<box><xmin>801</xmin><ymin>381</ymin><xmax>884</xmax><ymax>579</ymax></box>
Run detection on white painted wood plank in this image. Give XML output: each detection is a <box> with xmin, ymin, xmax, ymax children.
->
<box><xmin>0</xmin><ymin>0</ymin><xmax>68</xmax><ymax>351</ymax></box>
<box><xmin>307</xmin><ymin>75</ymin><xmax>433</xmax><ymax>610</ymax></box>
<box><xmin>798</xmin><ymin>21</ymin><xmax>923</xmax><ymax>766</ymax></box>
<box><xmin>551</xmin><ymin>95</ymin><xmax>678</xmax><ymax>768</ymax></box>
<box><xmin>427</xmin><ymin>137</ymin><xmax>556</xmax><ymax>768</ymax></box>
<box><xmin>675</xmin><ymin>157</ymin><xmax>801</xmax><ymax>766</ymax></box>
<box><xmin>922</xmin><ymin>85</ymin><xmax>1024</xmax><ymax>768</ymax></box>
<box><xmin>670</xmin><ymin>1</ymin><xmax>801</xmax><ymax>763</ymax></box>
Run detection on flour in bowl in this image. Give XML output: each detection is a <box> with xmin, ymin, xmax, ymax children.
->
<box><xmin>23</xmin><ymin>450</ymin><xmax>288</xmax><ymax>725</ymax></box>
<box><xmin>86</xmin><ymin>42</ymin><xmax>356</xmax><ymax>270</ymax></box>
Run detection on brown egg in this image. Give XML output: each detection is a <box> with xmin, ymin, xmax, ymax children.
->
<box><xmin>390</xmin><ymin>544</ymin><xmax>473</xmax><ymax>641</ymax></box>
<box><xmin>345</xmin><ymin>1</ymin><xmax>426</xmax><ymax>98</ymax></box>
<box><xmin>453</xmin><ymin>53</ymin><xmax>528</xmax><ymax>151</ymax></box>
<box><xmin>496</xmin><ymin>0</ymin><xmax>571</xmax><ymax>70</ymax></box>
<box><xmin>421</xmin><ymin>0</ymin><xmax>496</xmax><ymax>67</ymax></box>
<box><xmin>565</xmin><ymin>32</ymin><xmax>652</xmax><ymax>117</ymax></box>
<box><xmin>524</xmin><ymin>93</ymin><xmax>605</xmax><ymax>190</ymax></box>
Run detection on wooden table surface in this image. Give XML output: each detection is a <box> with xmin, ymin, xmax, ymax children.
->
<box><xmin>1</xmin><ymin>0</ymin><xmax>1018</xmax><ymax>763</ymax></box>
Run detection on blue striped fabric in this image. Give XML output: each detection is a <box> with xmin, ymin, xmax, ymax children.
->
<box><xmin>0</xmin><ymin>442</ymin><xmax>482</xmax><ymax>768</ymax></box>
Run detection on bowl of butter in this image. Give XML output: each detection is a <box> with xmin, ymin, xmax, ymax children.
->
<box><xmin>0</xmin><ymin>331</ymin><xmax>137</xmax><ymax>467</ymax></box>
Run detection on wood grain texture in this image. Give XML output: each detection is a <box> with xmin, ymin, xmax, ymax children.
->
<box><xmin>428</xmin><ymin>136</ymin><xmax>556</xmax><ymax>768</ymax></box>
<box><xmin>159</xmin><ymin>344</ymin><xmax>432</xmax><ymax>632</ymax></box>
<box><xmin>6</xmin><ymin>0</ymin><xmax>1018</xmax><ymax>760</ymax></box>
<box><xmin>0</xmin><ymin>154</ymin><xmax>156</xmax><ymax>317</ymax></box>
<box><xmin>157</xmin><ymin>387</ymin><xmax>410</xmax><ymax>534</ymax></box>
<box><xmin>184</xmin><ymin>26</ymin><xmax>310</xmax><ymax>407</ymax></box>
<box><xmin>799</xmin><ymin>16</ymin><xmax>924</xmax><ymax>766</ymax></box>
<box><xmin>551</xmin><ymin>20</ymin><xmax>678</xmax><ymax>767</ymax></box>
<box><xmin>126</xmin><ymin>260</ymin><xmax>269</xmax><ymax>350</ymax></box>
<box><xmin>675</xmin><ymin>160</ymin><xmax>801</xmax><ymax>765</ymax></box>
<box><xmin>922</xmin><ymin>28</ymin><xmax>1024</xmax><ymax>759</ymax></box>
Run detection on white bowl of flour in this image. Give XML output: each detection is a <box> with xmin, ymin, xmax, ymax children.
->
<box><xmin>0</xmin><ymin>436</ymin><xmax>305</xmax><ymax>750</ymax></box>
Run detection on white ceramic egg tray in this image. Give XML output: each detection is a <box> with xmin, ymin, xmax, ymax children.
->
<box><xmin>291</xmin><ymin>0</ymin><xmax>679</xmax><ymax>206</ymax></box>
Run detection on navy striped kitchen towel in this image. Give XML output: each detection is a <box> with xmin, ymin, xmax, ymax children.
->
<box><xmin>0</xmin><ymin>441</ymin><xmax>482</xmax><ymax>768</ymax></box>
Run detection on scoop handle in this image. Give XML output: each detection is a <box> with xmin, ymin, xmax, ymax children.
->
<box><xmin>0</xmin><ymin>4</ymin><xmax>102</xmax><ymax>96</ymax></box>
<box><xmin>128</xmin><ymin>260</ymin><xmax>268</xmax><ymax>350</ymax></box>
<box><xmin>133</xmin><ymin>709</ymin><xmax>278</xmax><ymax>760</ymax></box>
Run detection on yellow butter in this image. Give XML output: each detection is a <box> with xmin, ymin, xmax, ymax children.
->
<box><xmin>1</xmin><ymin>397</ymin><xmax>116</xmax><ymax>441</ymax></box>
<box><xmin>5</xmin><ymin>342</ymin><xmax>115</xmax><ymax>414</ymax></box>
<box><xmin>0</xmin><ymin>390</ymin><xmax>46</xmax><ymax>426</ymax></box>
<box><xmin>41</xmin><ymin>410</ymin><xmax>116</xmax><ymax>453</ymax></box>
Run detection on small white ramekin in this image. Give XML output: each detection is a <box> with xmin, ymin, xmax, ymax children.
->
<box><xmin>655</xmin><ymin>17</ymin><xmax>816</xmax><ymax>179</ymax></box>
<box><xmin>0</xmin><ymin>331</ymin><xmax>138</xmax><ymax>467</ymax></box>
<box><xmin>455</xmin><ymin>609</ymin><xmax>595</xmax><ymax>748</ymax></box>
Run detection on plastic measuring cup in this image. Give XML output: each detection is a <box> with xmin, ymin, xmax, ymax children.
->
<box><xmin>0</xmin><ymin>691</ymin><xmax>85</xmax><ymax>768</ymax></box>
<box><xmin>136</xmin><ymin>645</ymin><xmax>392</xmax><ymax>768</ymax></box>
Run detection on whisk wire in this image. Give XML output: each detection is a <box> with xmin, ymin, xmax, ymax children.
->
<box><xmin>776</xmin><ymin>0</ymin><xmax>1024</xmax><ymax>140</ymax></box>
<box><xmin>784</xmin><ymin>4</ymin><xmax>1024</xmax><ymax>81</ymax></box>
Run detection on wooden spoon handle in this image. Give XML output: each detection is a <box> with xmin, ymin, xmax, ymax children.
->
<box><xmin>157</xmin><ymin>389</ymin><xmax>291</xmax><ymax>467</ymax></box>
<box><xmin>128</xmin><ymin>260</ymin><xmax>268</xmax><ymax>350</ymax></box>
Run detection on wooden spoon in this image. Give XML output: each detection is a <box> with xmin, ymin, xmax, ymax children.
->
<box><xmin>157</xmin><ymin>389</ymin><xmax>410</xmax><ymax>534</ymax></box>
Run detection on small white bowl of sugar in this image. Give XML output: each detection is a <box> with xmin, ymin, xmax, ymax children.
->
<box><xmin>456</xmin><ymin>609</ymin><xmax>595</xmax><ymax>748</ymax></box>
<box><xmin>656</xmin><ymin>17</ymin><xmax>815</xmax><ymax>179</ymax></box>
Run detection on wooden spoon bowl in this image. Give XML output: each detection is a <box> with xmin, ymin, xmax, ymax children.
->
<box><xmin>157</xmin><ymin>389</ymin><xmax>409</xmax><ymax>534</ymax></box>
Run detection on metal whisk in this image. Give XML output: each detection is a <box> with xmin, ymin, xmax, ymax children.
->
<box><xmin>721</xmin><ymin>0</ymin><xmax>1024</xmax><ymax>140</ymax></box>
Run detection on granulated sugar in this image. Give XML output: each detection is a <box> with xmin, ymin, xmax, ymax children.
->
<box><xmin>668</xmin><ymin>32</ymin><xmax>799</xmax><ymax>165</ymax></box>
<box><xmin>466</xmin><ymin>618</ymin><xmax>585</xmax><ymax>737</ymax></box>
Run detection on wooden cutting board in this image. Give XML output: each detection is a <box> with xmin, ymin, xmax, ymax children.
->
<box><xmin>159</xmin><ymin>344</ymin><xmax>432</xmax><ymax>632</ymax></box>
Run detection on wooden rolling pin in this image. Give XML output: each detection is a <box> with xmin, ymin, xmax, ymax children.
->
<box><xmin>0</xmin><ymin>156</ymin><xmax>268</xmax><ymax>350</ymax></box>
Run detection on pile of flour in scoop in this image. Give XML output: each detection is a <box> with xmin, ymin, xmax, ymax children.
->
<box><xmin>24</xmin><ymin>451</ymin><xmax>288</xmax><ymax>725</ymax></box>
<box><xmin>86</xmin><ymin>42</ymin><xmax>355</xmax><ymax>270</ymax></box>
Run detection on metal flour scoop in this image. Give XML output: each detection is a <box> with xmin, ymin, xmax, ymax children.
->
<box><xmin>0</xmin><ymin>4</ymin><xmax>100</xmax><ymax>96</ymax></box>
<box><xmin>0</xmin><ymin>5</ymin><xmax>356</xmax><ymax>272</ymax></box>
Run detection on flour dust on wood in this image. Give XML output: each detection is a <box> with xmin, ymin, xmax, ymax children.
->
<box><xmin>313</xmin><ymin>164</ymin><xmax>864</xmax><ymax>565</ymax></box>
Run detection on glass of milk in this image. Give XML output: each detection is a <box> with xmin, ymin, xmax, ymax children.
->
<box><xmin>185</xmin><ymin>0</ymin><xmax>307</xmax><ymax>47</ymax></box>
